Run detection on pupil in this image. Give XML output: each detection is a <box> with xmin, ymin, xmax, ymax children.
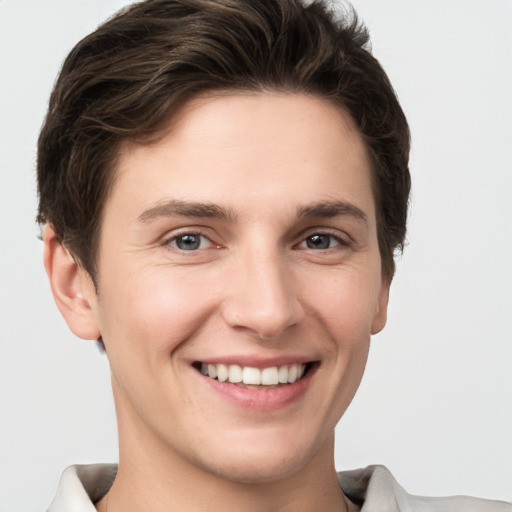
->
<box><xmin>177</xmin><ymin>234</ymin><xmax>200</xmax><ymax>250</ymax></box>
<box><xmin>307</xmin><ymin>234</ymin><xmax>330</xmax><ymax>249</ymax></box>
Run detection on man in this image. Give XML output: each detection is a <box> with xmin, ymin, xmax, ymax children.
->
<box><xmin>37</xmin><ymin>0</ymin><xmax>511</xmax><ymax>510</ymax></box>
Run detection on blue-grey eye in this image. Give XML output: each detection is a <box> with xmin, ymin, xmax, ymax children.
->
<box><xmin>305</xmin><ymin>234</ymin><xmax>339</xmax><ymax>250</ymax></box>
<box><xmin>172</xmin><ymin>233</ymin><xmax>204</xmax><ymax>251</ymax></box>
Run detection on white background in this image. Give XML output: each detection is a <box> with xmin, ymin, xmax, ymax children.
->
<box><xmin>0</xmin><ymin>1</ymin><xmax>511</xmax><ymax>510</ymax></box>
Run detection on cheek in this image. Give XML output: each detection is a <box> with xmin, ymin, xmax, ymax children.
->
<box><xmin>306</xmin><ymin>266</ymin><xmax>383</xmax><ymax>336</ymax></box>
<box><xmin>98</xmin><ymin>268</ymin><xmax>219</xmax><ymax>361</ymax></box>
<box><xmin>303</xmin><ymin>264</ymin><xmax>379</xmax><ymax>396</ymax></box>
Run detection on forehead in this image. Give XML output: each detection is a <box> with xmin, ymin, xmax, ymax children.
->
<box><xmin>107</xmin><ymin>92</ymin><xmax>375</xmax><ymax>226</ymax></box>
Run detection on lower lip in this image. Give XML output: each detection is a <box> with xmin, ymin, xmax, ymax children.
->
<box><xmin>197</xmin><ymin>365</ymin><xmax>317</xmax><ymax>411</ymax></box>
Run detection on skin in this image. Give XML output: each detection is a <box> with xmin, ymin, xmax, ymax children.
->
<box><xmin>44</xmin><ymin>92</ymin><xmax>389</xmax><ymax>512</ymax></box>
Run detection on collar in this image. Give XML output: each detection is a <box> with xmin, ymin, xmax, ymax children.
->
<box><xmin>47</xmin><ymin>463</ymin><xmax>511</xmax><ymax>512</ymax></box>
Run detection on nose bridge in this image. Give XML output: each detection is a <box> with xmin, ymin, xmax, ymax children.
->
<box><xmin>222</xmin><ymin>241</ymin><xmax>304</xmax><ymax>339</ymax></box>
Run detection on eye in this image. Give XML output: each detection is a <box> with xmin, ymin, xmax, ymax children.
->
<box><xmin>168</xmin><ymin>233</ymin><xmax>212</xmax><ymax>251</ymax></box>
<box><xmin>300</xmin><ymin>233</ymin><xmax>342</xmax><ymax>250</ymax></box>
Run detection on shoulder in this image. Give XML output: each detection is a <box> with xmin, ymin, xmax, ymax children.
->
<box><xmin>47</xmin><ymin>464</ymin><xmax>117</xmax><ymax>511</ymax></box>
<box><xmin>338</xmin><ymin>465</ymin><xmax>512</xmax><ymax>512</ymax></box>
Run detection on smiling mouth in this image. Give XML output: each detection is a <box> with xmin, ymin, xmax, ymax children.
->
<box><xmin>193</xmin><ymin>362</ymin><xmax>316</xmax><ymax>388</ymax></box>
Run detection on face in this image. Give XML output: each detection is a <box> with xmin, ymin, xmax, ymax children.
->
<box><xmin>82</xmin><ymin>93</ymin><xmax>389</xmax><ymax>483</ymax></box>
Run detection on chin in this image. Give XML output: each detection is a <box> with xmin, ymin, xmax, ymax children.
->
<box><xmin>206</xmin><ymin>455</ymin><xmax>307</xmax><ymax>484</ymax></box>
<box><xmin>192</xmin><ymin>430</ymin><xmax>332</xmax><ymax>485</ymax></box>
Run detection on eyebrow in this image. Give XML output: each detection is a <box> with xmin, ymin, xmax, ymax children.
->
<box><xmin>296</xmin><ymin>200</ymin><xmax>369</xmax><ymax>227</ymax></box>
<box><xmin>136</xmin><ymin>198</ymin><xmax>368</xmax><ymax>227</ymax></box>
<box><xmin>136</xmin><ymin>199</ymin><xmax>236</xmax><ymax>223</ymax></box>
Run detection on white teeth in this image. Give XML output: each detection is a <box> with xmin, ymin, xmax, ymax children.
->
<box><xmin>288</xmin><ymin>364</ymin><xmax>298</xmax><ymax>383</ymax></box>
<box><xmin>207</xmin><ymin>364</ymin><xmax>217</xmax><ymax>379</ymax></box>
<box><xmin>217</xmin><ymin>363</ymin><xmax>228</xmax><ymax>382</ymax></box>
<box><xmin>242</xmin><ymin>366</ymin><xmax>261</xmax><ymax>385</ymax></box>
<box><xmin>200</xmin><ymin>362</ymin><xmax>306</xmax><ymax>385</ymax></box>
<box><xmin>228</xmin><ymin>364</ymin><xmax>242</xmax><ymax>383</ymax></box>
<box><xmin>261</xmin><ymin>367</ymin><xmax>279</xmax><ymax>385</ymax></box>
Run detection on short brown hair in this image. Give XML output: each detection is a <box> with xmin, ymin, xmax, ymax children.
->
<box><xmin>37</xmin><ymin>0</ymin><xmax>410</xmax><ymax>283</ymax></box>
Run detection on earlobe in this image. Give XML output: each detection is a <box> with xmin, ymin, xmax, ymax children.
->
<box><xmin>43</xmin><ymin>225</ymin><xmax>101</xmax><ymax>340</ymax></box>
<box><xmin>371</xmin><ymin>279</ymin><xmax>390</xmax><ymax>335</ymax></box>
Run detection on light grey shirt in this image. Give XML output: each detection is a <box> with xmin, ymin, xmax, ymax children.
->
<box><xmin>47</xmin><ymin>463</ymin><xmax>511</xmax><ymax>512</ymax></box>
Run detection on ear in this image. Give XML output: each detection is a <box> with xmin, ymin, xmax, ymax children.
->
<box><xmin>371</xmin><ymin>277</ymin><xmax>390</xmax><ymax>335</ymax></box>
<box><xmin>43</xmin><ymin>225</ymin><xmax>101</xmax><ymax>340</ymax></box>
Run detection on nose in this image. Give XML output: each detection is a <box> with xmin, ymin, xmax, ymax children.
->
<box><xmin>221</xmin><ymin>246</ymin><xmax>305</xmax><ymax>340</ymax></box>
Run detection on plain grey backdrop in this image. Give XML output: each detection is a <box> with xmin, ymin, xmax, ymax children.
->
<box><xmin>0</xmin><ymin>1</ymin><xmax>511</xmax><ymax>510</ymax></box>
